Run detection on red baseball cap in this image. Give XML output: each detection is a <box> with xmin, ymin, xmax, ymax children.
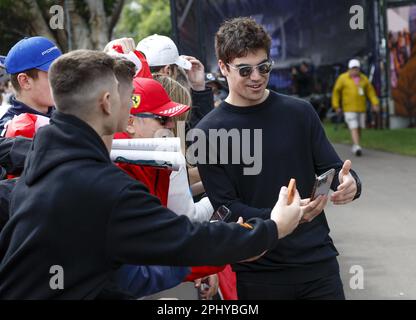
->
<box><xmin>130</xmin><ymin>77</ymin><xmax>190</xmax><ymax>117</ymax></box>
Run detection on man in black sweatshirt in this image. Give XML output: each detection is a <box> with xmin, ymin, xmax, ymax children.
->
<box><xmin>195</xmin><ymin>17</ymin><xmax>362</xmax><ymax>300</ymax></box>
<box><xmin>0</xmin><ymin>50</ymin><xmax>303</xmax><ymax>299</ymax></box>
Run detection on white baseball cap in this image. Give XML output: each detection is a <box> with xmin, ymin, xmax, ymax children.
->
<box><xmin>348</xmin><ymin>59</ymin><xmax>361</xmax><ymax>69</ymax></box>
<box><xmin>136</xmin><ymin>34</ymin><xmax>192</xmax><ymax>70</ymax></box>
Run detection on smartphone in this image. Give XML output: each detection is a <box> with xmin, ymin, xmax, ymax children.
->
<box><xmin>310</xmin><ymin>169</ymin><xmax>336</xmax><ymax>200</ymax></box>
<box><xmin>210</xmin><ymin>205</ymin><xmax>232</xmax><ymax>222</ymax></box>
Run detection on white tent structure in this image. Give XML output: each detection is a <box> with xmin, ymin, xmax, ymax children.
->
<box><xmin>387</xmin><ymin>7</ymin><xmax>410</xmax><ymax>32</ymax></box>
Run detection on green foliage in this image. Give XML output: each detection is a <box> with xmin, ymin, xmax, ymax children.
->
<box><xmin>114</xmin><ymin>0</ymin><xmax>171</xmax><ymax>42</ymax></box>
<box><xmin>323</xmin><ymin>121</ymin><xmax>416</xmax><ymax>157</ymax></box>
<box><xmin>114</xmin><ymin>1</ymin><xmax>141</xmax><ymax>38</ymax></box>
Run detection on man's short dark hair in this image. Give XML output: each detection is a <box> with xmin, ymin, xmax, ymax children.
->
<box><xmin>215</xmin><ymin>17</ymin><xmax>271</xmax><ymax>65</ymax></box>
<box><xmin>113</xmin><ymin>57</ymin><xmax>136</xmax><ymax>85</ymax></box>
<box><xmin>49</xmin><ymin>50</ymin><xmax>116</xmax><ymax>115</ymax></box>
<box><xmin>10</xmin><ymin>69</ymin><xmax>39</xmax><ymax>93</ymax></box>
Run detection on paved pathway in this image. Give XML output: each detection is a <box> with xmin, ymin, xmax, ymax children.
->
<box><xmin>328</xmin><ymin>144</ymin><xmax>416</xmax><ymax>300</ymax></box>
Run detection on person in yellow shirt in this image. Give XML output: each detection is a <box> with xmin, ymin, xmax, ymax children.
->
<box><xmin>332</xmin><ymin>59</ymin><xmax>379</xmax><ymax>156</ymax></box>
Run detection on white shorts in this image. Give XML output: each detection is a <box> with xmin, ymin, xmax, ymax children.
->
<box><xmin>344</xmin><ymin>112</ymin><xmax>366</xmax><ymax>130</ymax></box>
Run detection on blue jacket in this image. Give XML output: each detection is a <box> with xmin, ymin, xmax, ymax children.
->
<box><xmin>116</xmin><ymin>265</ymin><xmax>190</xmax><ymax>298</ymax></box>
<box><xmin>0</xmin><ymin>97</ymin><xmax>53</xmax><ymax>135</ymax></box>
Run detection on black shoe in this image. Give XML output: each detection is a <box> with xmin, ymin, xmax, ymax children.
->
<box><xmin>352</xmin><ymin>145</ymin><xmax>362</xmax><ymax>157</ymax></box>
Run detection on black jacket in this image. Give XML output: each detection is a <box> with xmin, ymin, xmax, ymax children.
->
<box><xmin>0</xmin><ymin>136</ymin><xmax>32</xmax><ymax>175</ymax></box>
<box><xmin>0</xmin><ymin>111</ymin><xmax>278</xmax><ymax>299</ymax></box>
<box><xmin>0</xmin><ymin>178</ymin><xmax>17</xmax><ymax>232</ymax></box>
<box><xmin>187</xmin><ymin>88</ymin><xmax>214</xmax><ymax>132</ymax></box>
<box><xmin>0</xmin><ymin>137</ymin><xmax>32</xmax><ymax>233</ymax></box>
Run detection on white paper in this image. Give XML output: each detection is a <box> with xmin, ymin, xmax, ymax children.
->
<box><xmin>112</xmin><ymin>137</ymin><xmax>181</xmax><ymax>152</ymax></box>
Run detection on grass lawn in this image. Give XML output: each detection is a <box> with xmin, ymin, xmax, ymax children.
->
<box><xmin>323</xmin><ymin>121</ymin><xmax>416</xmax><ymax>157</ymax></box>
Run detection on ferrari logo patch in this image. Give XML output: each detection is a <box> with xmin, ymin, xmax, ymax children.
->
<box><xmin>132</xmin><ymin>95</ymin><xmax>141</xmax><ymax>109</ymax></box>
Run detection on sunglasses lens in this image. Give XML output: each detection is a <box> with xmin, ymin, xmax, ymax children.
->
<box><xmin>258</xmin><ymin>62</ymin><xmax>272</xmax><ymax>74</ymax></box>
<box><xmin>239</xmin><ymin>67</ymin><xmax>252</xmax><ymax>77</ymax></box>
<box><xmin>158</xmin><ymin>117</ymin><xmax>170</xmax><ymax>125</ymax></box>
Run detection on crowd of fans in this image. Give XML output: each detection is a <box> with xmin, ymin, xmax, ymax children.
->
<box><xmin>0</xmin><ymin>17</ymin><xmax>361</xmax><ymax>300</ymax></box>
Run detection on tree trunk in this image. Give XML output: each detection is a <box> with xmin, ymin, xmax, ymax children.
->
<box><xmin>25</xmin><ymin>0</ymin><xmax>56</xmax><ymax>42</ymax></box>
<box><xmin>85</xmin><ymin>0</ymin><xmax>110</xmax><ymax>50</ymax></box>
<box><xmin>68</xmin><ymin>6</ymin><xmax>93</xmax><ymax>49</ymax></box>
<box><xmin>108</xmin><ymin>0</ymin><xmax>125</xmax><ymax>40</ymax></box>
<box><xmin>54</xmin><ymin>28</ymin><xmax>69</xmax><ymax>53</ymax></box>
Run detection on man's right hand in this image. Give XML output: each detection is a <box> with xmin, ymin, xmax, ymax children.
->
<box><xmin>271</xmin><ymin>187</ymin><xmax>303</xmax><ymax>239</ymax></box>
<box><xmin>180</xmin><ymin>55</ymin><xmax>206</xmax><ymax>91</ymax></box>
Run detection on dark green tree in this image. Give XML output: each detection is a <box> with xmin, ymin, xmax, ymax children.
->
<box><xmin>114</xmin><ymin>0</ymin><xmax>171</xmax><ymax>43</ymax></box>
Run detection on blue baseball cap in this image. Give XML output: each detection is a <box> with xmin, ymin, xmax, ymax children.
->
<box><xmin>5</xmin><ymin>36</ymin><xmax>62</xmax><ymax>74</ymax></box>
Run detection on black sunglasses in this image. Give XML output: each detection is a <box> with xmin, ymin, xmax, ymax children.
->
<box><xmin>134</xmin><ymin>113</ymin><xmax>171</xmax><ymax>126</ymax></box>
<box><xmin>227</xmin><ymin>60</ymin><xmax>274</xmax><ymax>77</ymax></box>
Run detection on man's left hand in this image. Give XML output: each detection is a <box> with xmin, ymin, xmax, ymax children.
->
<box><xmin>330</xmin><ymin>160</ymin><xmax>357</xmax><ymax>205</ymax></box>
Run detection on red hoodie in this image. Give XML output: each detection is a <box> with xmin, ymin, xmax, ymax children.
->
<box><xmin>113</xmin><ymin>132</ymin><xmax>170</xmax><ymax>206</ymax></box>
